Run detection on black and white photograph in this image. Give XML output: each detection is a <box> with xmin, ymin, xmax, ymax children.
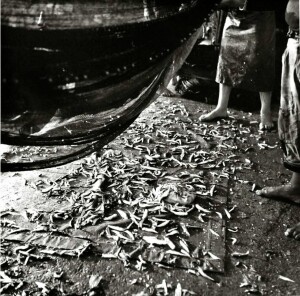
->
<box><xmin>1</xmin><ymin>0</ymin><xmax>299</xmax><ymax>295</ymax></box>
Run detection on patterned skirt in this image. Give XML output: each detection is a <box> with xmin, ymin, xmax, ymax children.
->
<box><xmin>216</xmin><ymin>10</ymin><xmax>275</xmax><ymax>92</ymax></box>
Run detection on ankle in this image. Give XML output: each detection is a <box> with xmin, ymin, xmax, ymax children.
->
<box><xmin>261</xmin><ymin>111</ymin><xmax>271</xmax><ymax>115</ymax></box>
<box><xmin>215</xmin><ymin>107</ymin><xmax>227</xmax><ymax>113</ymax></box>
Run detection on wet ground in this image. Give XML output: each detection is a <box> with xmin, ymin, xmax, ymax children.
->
<box><xmin>1</xmin><ymin>91</ymin><xmax>299</xmax><ymax>296</ymax></box>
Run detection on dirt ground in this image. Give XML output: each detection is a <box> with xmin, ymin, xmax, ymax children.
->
<box><xmin>1</xmin><ymin>92</ymin><xmax>299</xmax><ymax>296</ymax></box>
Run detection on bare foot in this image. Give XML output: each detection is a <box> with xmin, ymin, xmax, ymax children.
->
<box><xmin>256</xmin><ymin>185</ymin><xmax>300</xmax><ymax>204</ymax></box>
<box><xmin>199</xmin><ymin>109</ymin><xmax>228</xmax><ymax>122</ymax></box>
<box><xmin>162</xmin><ymin>88</ymin><xmax>176</xmax><ymax>97</ymax></box>
<box><xmin>259</xmin><ymin>112</ymin><xmax>274</xmax><ymax>131</ymax></box>
<box><xmin>285</xmin><ymin>222</ymin><xmax>300</xmax><ymax>240</ymax></box>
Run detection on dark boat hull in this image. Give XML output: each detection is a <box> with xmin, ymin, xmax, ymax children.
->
<box><xmin>1</xmin><ymin>0</ymin><xmax>219</xmax><ymax>170</ymax></box>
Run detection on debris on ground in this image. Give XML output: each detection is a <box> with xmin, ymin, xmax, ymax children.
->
<box><xmin>0</xmin><ymin>98</ymin><xmax>292</xmax><ymax>295</ymax></box>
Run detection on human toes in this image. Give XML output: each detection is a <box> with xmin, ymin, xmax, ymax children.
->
<box><xmin>199</xmin><ymin>113</ymin><xmax>211</xmax><ymax>122</ymax></box>
<box><xmin>199</xmin><ymin>111</ymin><xmax>228</xmax><ymax>122</ymax></box>
<box><xmin>256</xmin><ymin>187</ymin><xmax>272</xmax><ymax>197</ymax></box>
<box><xmin>259</xmin><ymin>112</ymin><xmax>274</xmax><ymax>131</ymax></box>
<box><xmin>285</xmin><ymin>228</ymin><xmax>300</xmax><ymax>240</ymax></box>
<box><xmin>259</xmin><ymin>121</ymin><xmax>274</xmax><ymax>131</ymax></box>
<box><xmin>285</xmin><ymin>223</ymin><xmax>300</xmax><ymax>240</ymax></box>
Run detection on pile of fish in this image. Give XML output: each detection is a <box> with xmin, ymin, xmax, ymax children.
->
<box><xmin>0</xmin><ymin>98</ymin><xmax>279</xmax><ymax>295</ymax></box>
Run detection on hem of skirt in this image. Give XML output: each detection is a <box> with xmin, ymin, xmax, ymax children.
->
<box><xmin>215</xmin><ymin>78</ymin><xmax>274</xmax><ymax>92</ymax></box>
<box><xmin>283</xmin><ymin>160</ymin><xmax>300</xmax><ymax>173</ymax></box>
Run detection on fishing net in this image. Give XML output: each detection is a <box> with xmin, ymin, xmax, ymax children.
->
<box><xmin>1</xmin><ymin>0</ymin><xmax>219</xmax><ymax>171</ymax></box>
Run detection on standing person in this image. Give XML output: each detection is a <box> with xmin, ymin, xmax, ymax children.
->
<box><xmin>256</xmin><ymin>0</ymin><xmax>300</xmax><ymax>240</ymax></box>
<box><xmin>199</xmin><ymin>0</ymin><xmax>276</xmax><ymax>131</ymax></box>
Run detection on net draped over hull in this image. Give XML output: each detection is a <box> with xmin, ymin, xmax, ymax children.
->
<box><xmin>1</xmin><ymin>0</ymin><xmax>219</xmax><ymax>171</ymax></box>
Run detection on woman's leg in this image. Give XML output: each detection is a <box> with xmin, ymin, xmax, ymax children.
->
<box><xmin>259</xmin><ymin>91</ymin><xmax>273</xmax><ymax>130</ymax></box>
<box><xmin>199</xmin><ymin>83</ymin><xmax>231</xmax><ymax>121</ymax></box>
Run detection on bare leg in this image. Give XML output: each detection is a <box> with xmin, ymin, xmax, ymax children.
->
<box><xmin>199</xmin><ymin>83</ymin><xmax>231</xmax><ymax>122</ymax></box>
<box><xmin>259</xmin><ymin>91</ymin><xmax>274</xmax><ymax>130</ymax></box>
<box><xmin>256</xmin><ymin>172</ymin><xmax>300</xmax><ymax>204</ymax></box>
<box><xmin>285</xmin><ymin>222</ymin><xmax>300</xmax><ymax>240</ymax></box>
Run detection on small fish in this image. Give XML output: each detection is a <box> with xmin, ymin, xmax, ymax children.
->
<box><xmin>207</xmin><ymin>252</ymin><xmax>220</xmax><ymax>260</ymax></box>
<box><xmin>180</xmin><ymin>223</ymin><xmax>190</xmax><ymax>237</ymax></box>
<box><xmin>129</xmin><ymin>214</ymin><xmax>141</xmax><ymax>227</ymax></box>
<box><xmin>156</xmin><ymin>263</ymin><xmax>172</xmax><ymax>269</ymax></box>
<box><xmin>164</xmin><ymin>237</ymin><xmax>176</xmax><ymax>250</ymax></box>
<box><xmin>117</xmin><ymin>210</ymin><xmax>128</xmax><ymax>219</ymax></box>
<box><xmin>111</xmin><ymin>230</ymin><xmax>130</xmax><ymax>240</ymax></box>
<box><xmin>108</xmin><ymin>225</ymin><xmax>126</xmax><ymax>231</ymax></box>
<box><xmin>13</xmin><ymin>244</ymin><xmax>31</xmax><ymax>254</ymax></box>
<box><xmin>195</xmin><ymin>204</ymin><xmax>211</xmax><ymax>213</ymax></box>
<box><xmin>102</xmin><ymin>253</ymin><xmax>118</xmax><ymax>259</ymax></box>
<box><xmin>157</xmin><ymin>220</ymin><xmax>170</xmax><ymax>228</ymax></box>
<box><xmin>141</xmin><ymin>227</ymin><xmax>157</xmax><ymax>234</ymax></box>
<box><xmin>129</xmin><ymin>279</ymin><xmax>139</xmax><ymax>285</ymax></box>
<box><xmin>198</xmin><ymin>213</ymin><xmax>206</xmax><ymax>223</ymax></box>
<box><xmin>210</xmin><ymin>185</ymin><xmax>215</xmax><ymax>197</ymax></box>
<box><xmin>166</xmin><ymin>229</ymin><xmax>179</xmax><ymax>236</ymax></box>
<box><xmin>156</xmin><ymin>279</ymin><xmax>168</xmax><ymax>295</ymax></box>
<box><xmin>104</xmin><ymin>214</ymin><xmax>118</xmax><ymax>221</ymax></box>
<box><xmin>41</xmin><ymin>186</ymin><xmax>53</xmax><ymax>193</ymax></box>
<box><xmin>170</xmin><ymin>210</ymin><xmax>188</xmax><ymax>216</ymax></box>
<box><xmin>140</xmin><ymin>165</ymin><xmax>161</xmax><ymax>171</ymax></box>
<box><xmin>191</xmin><ymin>246</ymin><xmax>200</xmax><ymax>259</ymax></box>
<box><xmin>175</xmin><ymin>283</ymin><xmax>182</xmax><ymax>296</ymax></box>
<box><xmin>224</xmin><ymin>209</ymin><xmax>231</xmax><ymax>219</ymax></box>
<box><xmin>209</xmin><ymin>229</ymin><xmax>220</xmax><ymax>237</ymax></box>
<box><xmin>197</xmin><ymin>267</ymin><xmax>215</xmax><ymax>281</ymax></box>
<box><xmin>166</xmin><ymin>250</ymin><xmax>189</xmax><ymax>257</ymax></box>
<box><xmin>278</xmin><ymin>275</ymin><xmax>295</xmax><ymax>283</ymax></box>
<box><xmin>216</xmin><ymin>212</ymin><xmax>223</xmax><ymax>219</ymax></box>
<box><xmin>258</xmin><ymin>143</ymin><xmax>266</xmax><ymax>150</ymax></box>
<box><xmin>187</xmin><ymin>269</ymin><xmax>197</xmax><ymax>275</ymax></box>
<box><xmin>180</xmin><ymin>249</ymin><xmax>191</xmax><ymax>257</ymax></box>
<box><xmin>179</xmin><ymin>239</ymin><xmax>190</xmax><ymax>253</ymax></box>
<box><xmin>36</xmin><ymin>282</ymin><xmax>50</xmax><ymax>294</ymax></box>
<box><xmin>139</xmin><ymin>209</ymin><xmax>149</xmax><ymax>228</ymax></box>
<box><xmin>0</xmin><ymin>271</ymin><xmax>13</xmax><ymax>284</ymax></box>
<box><xmin>39</xmin><ymin>249</ymin><xmax>56</xmax><ymax>255</ymax></box>
<box><xmin>231</xmin><ymin>251</ymin><xmax>249</xmax><ymax>258</ymax></box>
<box><xmin>228</xmin><ymin>227</ymin><xmax>239</xmax><ymax>233</ymax></box>
<box><xmin>142</xmin><ymin>236</ymin><xmax>167</xmax><ymax>246</ymax></box>
<box><xmin>145</xmin><ymin>155</ymin><xmax>154</xmax><ymax>161</ymax></box>
<box><xmin>231</xmin><ymin>238</ymin><xmax>237</xmax><ymax>245</ymax></box>
<box><xmin>228</xmin><ymin>205</ymin><xmax>237</xmax><ymax>213</ymax></box>
<box><xmin>89</xmin><ymin>274</ymin><xmax>103</xmax><ymax>291</ymax></box>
